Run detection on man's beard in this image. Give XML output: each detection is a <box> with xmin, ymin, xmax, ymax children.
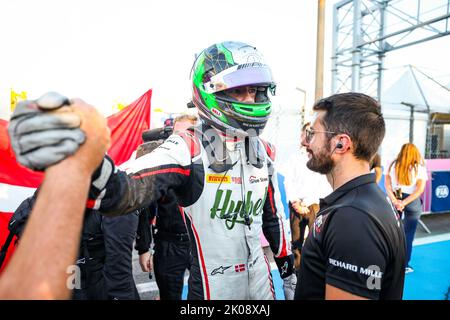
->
<box><xmin>306</xmin><ymin>142</ymin><xmax>334</xmax><ymax>174</ymax></box>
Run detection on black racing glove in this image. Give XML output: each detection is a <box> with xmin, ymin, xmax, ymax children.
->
<box><xmin>275</xmin><ymin>254</ymin><xmax>296</xmax><ymax>300</ymax></box>
<box><xmin>274</xmin><ymin>253</ymin><xmax>295</xmax><ymax>279</ymax></box>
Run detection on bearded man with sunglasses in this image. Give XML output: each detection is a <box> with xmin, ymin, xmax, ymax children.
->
<box><xmin>294</xmin><ymin>92</ymin><xmax>406</xmax><ymax>300</ymax></box>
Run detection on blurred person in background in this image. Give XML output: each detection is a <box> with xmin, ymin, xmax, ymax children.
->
<box><xmin>370</xmin><ymin>153</ymin><xmax>382</xmax><ymax>184</ymax></box>
<box><xmin>136</xmin><ymin>115</ymin><xmax>196</xmax><ymax>300</ymax></box>
<box><xmin>4</xmin><ymin>195</ymin><xmax>140</xmax><ymax>300</ymax></box>
<box><xmin>384</xmin><ymin>143</ymin><xmax>427</xmax><ymax>274</ymax></box>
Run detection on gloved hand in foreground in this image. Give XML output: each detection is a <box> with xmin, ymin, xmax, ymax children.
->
<box><xmin>8</xmin><ymin>92</ymin><xmax>86</xmax><ymax>171</ymax></box>
<box><xmin>283</xmin><ymin>273</ymin><xmax>297</xmax><ymax>300</ymax></box>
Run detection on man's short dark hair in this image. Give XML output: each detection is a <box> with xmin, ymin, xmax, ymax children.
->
<box><xmin>313</xmin><ymin>92</ymin><xmax>385</xmax><ymax>162</ymax></box>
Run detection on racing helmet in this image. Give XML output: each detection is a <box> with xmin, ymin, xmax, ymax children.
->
<box><xmin>190</xmin><ymin>41</ymin><xmax>276</xmax><ymax>137</ymax></box>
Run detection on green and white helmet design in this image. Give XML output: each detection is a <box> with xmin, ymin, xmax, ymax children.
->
<box><xmin>190</xmin><ymin>41</ymin><xmax>276</xmax><ymax>137</ymax></box>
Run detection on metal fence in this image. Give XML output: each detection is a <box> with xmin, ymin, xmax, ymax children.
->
<box><xmin>426</xmin><ymin>123</ymin><xmax>450</xmax><ymax>159</ymax></box>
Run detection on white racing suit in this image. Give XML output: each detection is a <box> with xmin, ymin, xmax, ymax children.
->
<box><xmin>89</xmin><ymin>123</ymin><xmax>294</xmax><ymax>299</ymax></box>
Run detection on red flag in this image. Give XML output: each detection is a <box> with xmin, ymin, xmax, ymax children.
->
<box><xmin>0</xmin><ymin>119</ymin><xmax>44</xmax><ymax>188</ymax></box>
<box><xmin>0</xmin><ymin>89</ymin><xmax>152</xmax><ymax>272</ymax></box>
<box><xmin>0</xmin><ymin>88</ymin><xmax>152</xmax><ymax>186</ymax></box>
<box><xmin>107</xmin><ymin>89</ymin><xmax>152</xmax><ymax>165</ymax></box>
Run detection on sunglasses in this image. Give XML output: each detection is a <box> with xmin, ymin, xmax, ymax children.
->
<box><xmin>305</xmin><ymin>128</ymin><xmax>337</xmax><ymax>143</ymax></box>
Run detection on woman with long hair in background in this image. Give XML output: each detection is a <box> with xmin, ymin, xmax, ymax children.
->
<box><xmin>385</xmin><ymin>143</ymin><xmax>428</xmax><ymax>274</ymax></box>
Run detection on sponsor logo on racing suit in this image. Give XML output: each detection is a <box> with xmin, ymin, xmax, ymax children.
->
<box><xmin>249</xmin><ymin>176</ymin><xmax>268</xmax><ymax>184</ymax></box>
<box><xmin>211</xmin><ymin>265</ymin><xmax>232</xmax><ymax>276</ymax></box>
<box><xmin>210</xmin><ymin>188</ymin><xmax>267</xmax><ymax>230</ymax></box>
<box><xmin>206</xmin><ymin>174</ymin><xmax>231</xmax><ymax>184</ymax></box>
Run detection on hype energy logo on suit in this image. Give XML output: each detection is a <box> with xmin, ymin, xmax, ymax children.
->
<box><xmin>206</xmin><ymin>174</ymin><xmax>231</xmax><ymax>184</ymax></box>
<box><xmin>210</xmin><ymin>188</ymin><xmax>268</xmax><ymax>230</ymax></box>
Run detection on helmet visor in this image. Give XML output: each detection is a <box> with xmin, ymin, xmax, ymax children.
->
<box><xmin>203</xmin><ymin>64</ymin><xmax>275</xmax><ymax>94</ymax></box>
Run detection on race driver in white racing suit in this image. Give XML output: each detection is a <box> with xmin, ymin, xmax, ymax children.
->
<box><xmin>9</xmin><ymin>41</ymin><xmax>296</xmax><ymax>300</ymax></box>
<box><xmin>93</xmin><ymin>41</ymin><xmax>295</xmax><ymax>300</ymax></box>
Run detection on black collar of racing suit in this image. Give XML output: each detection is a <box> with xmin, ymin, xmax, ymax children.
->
<box><xmin>192</xmin><ymin>123</ymin><xmax>266</xmax><ymax>173</ymax></box>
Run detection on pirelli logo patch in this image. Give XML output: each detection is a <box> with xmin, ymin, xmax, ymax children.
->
<box><xmin>206</xmin><ymin>174</ymin><xmax>230</xmax><ymax>184</ymax></box>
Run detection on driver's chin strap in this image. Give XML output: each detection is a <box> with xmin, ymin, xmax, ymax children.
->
<box><xmin>193</xmin><ymin>123</ymin><xmax>233</xmax><ymax>173</ymax></box>
<box><xmin>245</xmin><ymin>136</ymin><xmax>265</xmax><ymax>169</ymax></box>
<box><xmin>194</xmin><ymin>123</ymin><xmax>265</xmax><ymax>172</ymax></box>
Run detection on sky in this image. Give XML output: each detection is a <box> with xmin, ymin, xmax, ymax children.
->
<box><xmin>0</xmin><ymin>0</ymin><xmax>318</xmax><ymax>120</ymax></box>
<box><xmin>1</xmin><ymin>0</ymin><xmax>449</xmax><ymax>123</ymax></box>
